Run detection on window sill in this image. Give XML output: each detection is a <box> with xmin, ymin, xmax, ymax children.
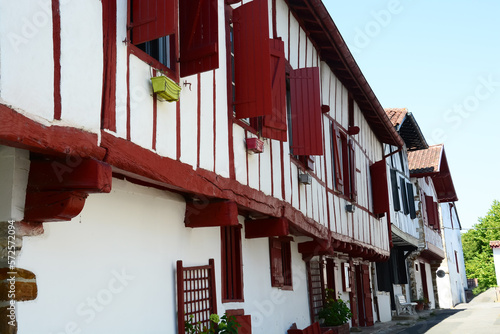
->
<box><xmin>232</xmin><ymin>117</ymin><xmax>259</xmax><ymax>136</ymax></box>
<box><xmin>222</xmin><ymin>299</ymin><xmax>245</xmax><ymax>304</ymax></box>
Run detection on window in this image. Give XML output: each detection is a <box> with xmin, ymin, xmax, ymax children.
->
<box><xmin>390</xmin><ymin>169</ymin><xmax>401</xmax><ymax>211</ymax></box>
<box><xmin>129</xmin><ymin>0</ymin><xmax>177</xmax><ymax>75</ymax></box>
<box><xmin>221</xmin><ymin>225</ymin><xmax>243</xmax><ymax>301</ymax></box>
<box><xmin>307</xmin><ymin>258</ymin><xmax>325</xmax><ymax>322</ymax></box>
<box><xmin>269</xmin><ymin>237</ymin><xmax>292</xmax><ymax>289</ymax></box>
<box><xmin>342</xmin><ymin>262</ymin><xmax>351</xmax><ymax>292</ymax></box>
<box><xmin>407</xmin><ymin>183</ymin><xmax>417</xmax><ymax>219</ymax></box>
<box><xmin>129</xmin><ymin>0</ymin><xmax>219</xmax><ymax>78</ymax></box>
<box><xmin>425</xmin><ymin>195</ymin><xmax>440</xmax><ymax>231</ymax></box>
<box><xmin>332</xmin><ymin>123</ymin><xmax>343</xmax><ymax>193</ymax></box>
<box><xmin>400</xmin><ymin>177</ymin><xmax>409</xmax><ymax>215</ymax></box>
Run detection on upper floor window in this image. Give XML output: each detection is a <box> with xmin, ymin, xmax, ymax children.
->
<box><xmin>129</xmin><ymin>0</ymin><xmax>219</xmax><ymax>78</ymax></box>
<box><xmin>332</xmin><ymin>124</ymin><xmax>356</xmax><ymax>201</ymax></box>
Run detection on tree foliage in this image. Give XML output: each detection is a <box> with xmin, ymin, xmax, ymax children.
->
<box><xmin>462</xmin><ymin>200</ymin><xmax>500</xmax><ymax>294</ymax></box>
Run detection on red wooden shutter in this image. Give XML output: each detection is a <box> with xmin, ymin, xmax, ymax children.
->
<box><xmin>349</xmin><ymin>140</ymin><xmax>357</xmax><ymax>202</ymax></box>
<box><xmin>131</xmin><ymin>0</ymin><xmax>176</xmax><ymax>45</ymax></box>
<box><xmin>433</xmin><ymin>201</ymin><xmax>440</xmax><ymax>232</ymax></box>
<box><xmin>290</xmin><ymin>67</ymin><xmax>323</xmax><ymax>156</ymax></box>
<box><xmin>425</xmin><ymin>195</ymin><xmax>436</xmax><ymax>227</ymax></box>
<box><xmin>262</xmin><ymin>39</ymin><xmax>287</xmax><ymax>141</ymax></box>
<box><xmin>361</xmin><ymin>264</ymin><xmax>374</xmax><ymax>326</ymax></box>
<box><xmin>370</xmin><ymin>159</ymin><xmax>389</xmax><ymax>215</ymax></box>
<box><xmin>332</xmin><ymin>123</ymin><xmax>343</xmax><ymax>192</ymax></box>
<box><xmin>179</xmin><ymin>0</ymin><xmax>219</xmax><ymax>77</ymax></box>
<box><xmin>233</xmin><ymin>0</ymin><xmax>272</xmax><ymax>119</ymax></box>
<box><xmin>269</xmin><ymin>237</ymin><xmax>284</xmax><ymax>287</ymax></box>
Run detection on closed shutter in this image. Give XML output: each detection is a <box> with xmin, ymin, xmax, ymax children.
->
<box><xmin>290</xmin><ymin>67</ymin><xmax>323</xmax><ymax>156</ymax></box>
<box><xmin>390</xmin><ymin>169</ymin><xmax>401</xmax><ymax>212</ymax></box>
<box><xmin>131</xmin><ymin>0</ymin><xmax>176</xmax><ymax>45</ymax></box>
<box><xmin>434</xmin><ymin>201</ymin><xmax>440</xmax><ymax>232</ymax></box>
<box><xmin>262</xmin><ymin>39</ymin><xmax>287</xmax><ymax>141</ymax></box>
<box><xmin>269</xmin><ymin>237</ymin><xmax>284</xmax><ymax>287</ymax></box>
<box><xmin>332</xmin><ymin>124</ymin><xmax>344</xmax><ymax>192</ymax></box>
<box><xmin>369</xmin><ymin>159</ymin><xmax>389</xmax><ymax>215</ymax></box>
<box><xmin>179</xmin><ymin>0</ymin><xmax>219</xmax><ymax>77</ymax></box>
<box><xmin>425</xmin><ymin>195</ymin><xmax>436</xmax><ymax>227</ymax></box>
<box><xmin>407</xmin><ymin>183</ymin><xmax>417</xmax><ymax>219</ymax></box>
<box><xmin>400</xmin><ymin>177</ymin><xmax>409</xmax><ymax>215</ymax></box>
<box><xmin>233</xmin><ymin>0</ymin><xmax>272</xmax><ymax>119</ymax></box>
<box><xmin>349</xmin><ymin>140</ymin><xmax>357</xmax><ymax>202</ymax></box>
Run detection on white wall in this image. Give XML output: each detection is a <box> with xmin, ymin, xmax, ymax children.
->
<box><xmin>493</xmin><ymin>248</ymin><xmax>500</xmax><ymax>287</ymax></box>
<box><xmin>16</xmin><ymin>178</ymin><xmax>311</xmax><ymax>334</ymax></box>
<box><xmin>0</xmin><ymin>146</ymin><xmax>30</xmax><ymax>221</ymax></box>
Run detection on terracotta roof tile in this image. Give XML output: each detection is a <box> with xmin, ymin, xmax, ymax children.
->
<box><xmin>408</xmin><ymin>144</ymin><xmax>443</xmax><ymax>174</ymax></box>
<box><xmin>385</xmin><ymin>108</ymin><xmax>408</xmax><ymax>127</ymax></box>
<box><xmin>490</xmin><ymin>241</ymin><xmax>500</xmax><ymax>248</ymax></box>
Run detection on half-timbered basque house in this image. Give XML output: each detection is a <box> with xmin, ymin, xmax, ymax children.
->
<box><xmin>0</xmin><ymin>0</ymin><xmax>407</xmax><ymax>333</ymax></box>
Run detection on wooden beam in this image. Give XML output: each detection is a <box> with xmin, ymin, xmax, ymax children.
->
<box><xmin>28</xmin><ymin>158</ymin><xmax>112</xmax><ymax>193</ymax></box>
<box><xmin>244</xmin><ymin>217</ymin><xmax>289</xmax><ymax>239</ymax></box>
<box><xmin>24</xmin><ymin>191</ymin><xmax>88</xmax><ymax>222</ymax></box>
<box><xmin>298</xmin><ymin>239</ymin><xmax>333</xmax><ymax>258</ymax></box>
<box><xmin>185</xmin><ymin>201</ymin><xmax>238</xmax><ymax>228</ymax></box>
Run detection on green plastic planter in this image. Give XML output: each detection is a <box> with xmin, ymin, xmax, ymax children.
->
<box><xmin>151</xmin><ymin>76</ymin><xmax>181</xmax><ymax>102</ymax></box>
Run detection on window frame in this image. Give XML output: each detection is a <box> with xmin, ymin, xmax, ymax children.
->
<box><xmin>269</xmin><ymin>237</ymin><xmax>293</xmax><ymax>290</ymax></box>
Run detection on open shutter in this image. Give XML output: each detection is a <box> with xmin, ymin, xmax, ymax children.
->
<box><xmin>131</xmin><ymin>0</ymin><xmax>176</xmax><ymax>45</ymax></box>
<box><xmin>290</xmin><ymin>67</ymin><xmax>323</xmax><ymax>156</ymax></box>
<box><xmin>425</xmin><ymin>195</ymin><xmax>436</xmax><ymax>227</ymax></box>
<box><xmin>262</xmin><ymin>39</ymin><xmax>287</xmax><ymax>141</ymax></box>
<box><xmin>269</xmin><ymin>238</ymin><xmax>284</xmax><ymax>287</ymax></box>
<box><xmin>233</xmin><ymin>0</ymin><xmax>272</xmax><ymax>119</ymax></box>
<box><xmin>349</xmin><ymin>140</ymin><xmax>357</xmax><ymax>202</ymax></box>
<box><xmin>179</xmin><ymin>0</ymin><xmax>219</xmax><ymax>77</ymax></box>
<box><xmin>400</xmin><ymin>178</ymin><xmax>409</xmax><ymax>215</ymax></box>
<box><xmin>390</xmin><ymin>169</ymin><xmax>401</xmax><ymax>212</ymax></box>
<box><xmin>332</xmin><ymin>123</ymin><xmax>343</xmax><ymax>192</ymax></box>
<box><xmin>407</xmin><ymin>183</ymin><xmax>416</xmax><ymax>219</ymax></box>
<box><xmin>434</xmin><ymin>201</ymin><xmax>441</xmax><ymax>232</ymax></box>
<box><xmin>370</xmin><ymin>159</ymin><xmax>389</xmax><ymax>216</ymax></box>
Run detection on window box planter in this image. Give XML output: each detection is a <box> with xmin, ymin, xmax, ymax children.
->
<box><xmin>246</xmin><ymin>137</ymin><xmax>264</xmax><ymax>153</ymax></box>
<box><xmin>151</xmin><ymin>76</ymin><xmax>181</xmax><ymax>102</ymax></box>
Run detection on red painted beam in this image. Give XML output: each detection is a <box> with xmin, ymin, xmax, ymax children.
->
<box><xmin>28</xmin><ymin>158</ymin><xmax>112</xmax><ymax>193</ymax></box>
<box><xmin>298</xmin><ymin>239</ymin><xmax>333</xmax><ymax>257</ymax></box>
<box><xmin>24</xmin><ymin>191</ymin><xmax>88</xmax><ymax>222</ymax></box>
<box><xmin>0</xmin><ymin>104</ymin><xmax>105</xmax><ymax>160</ymax></box>
<box><xmin>185</xmin><ymin>201</ymin><xmax>239</xmax><ymax>228</ymax></box>
<box><xmin>244</xmin><ymin>217</ymin><xmax>289</xmax><ymax>239</ymax></box>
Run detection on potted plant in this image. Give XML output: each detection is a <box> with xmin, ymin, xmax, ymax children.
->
<box><xmin>185</xmin><ymin>313</ymin><xmax>240</xmax><ymax>334</ymax></box>
<box><xmin>318</xmin><ymin>289</ymin><xmax>352</xmax><ymax>334</ymax></box>
<box><xmin>412</xmin><ymin>298</ymin><xmax>425</xmax><ymax>311</ymax></box>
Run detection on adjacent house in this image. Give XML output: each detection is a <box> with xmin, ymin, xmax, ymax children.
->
<box><xmin>376</xmin><ymin>108</ymin><xmax>428</xmax><ymax>317</ymax></box>
<box><xmin>408</xmin><ymin>144</ymin><xmax>459</xmax><ymax>309</ymax></box>
<box><xmin>0</xmin><ymin>0</ymin><xmax>405</xmax><ymax>333</ymax></box>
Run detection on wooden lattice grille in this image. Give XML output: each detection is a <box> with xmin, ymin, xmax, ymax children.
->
<box><xmin>177</xmin><ymin>259</ymin><xmax>217</xmax><ymax>334</ymax></box>
<box><xmin>307</xmin><ymin>258</ymin><xmax>325</xmax><ymax>322</ymax></box>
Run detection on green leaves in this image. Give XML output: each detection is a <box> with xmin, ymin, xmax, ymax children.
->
<box><xmin>184</xmin><ymin>313</ymin><xmax>241</xmax><ymax>334</ymax></box>
<box><xmin>462</xmin><ymin>200</ymin><xmax>500</xmax><ymax>294</ymax></box>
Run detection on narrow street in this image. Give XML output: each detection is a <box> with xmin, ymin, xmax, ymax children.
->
<box><xmin>361</xmin><ymin>288</ymin><xmax>500</xmax><ymax>333</ymax></box>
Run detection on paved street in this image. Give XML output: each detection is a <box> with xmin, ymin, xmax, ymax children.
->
<box><xmin>358</xmin><ymin>288</ymin><xmax>500</xmax><ymax>334</ymax></box>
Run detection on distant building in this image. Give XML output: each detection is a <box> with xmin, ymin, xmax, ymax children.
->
<box><xmin>490</xmin><ymin>241</ymin><xmax>500</xmax><ymax>287</ymax></box>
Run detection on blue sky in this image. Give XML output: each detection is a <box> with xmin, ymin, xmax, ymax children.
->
<box><xmin>325</xmin><ymin>0</ymin><xmax>500</xmax><ymax>230</ymax></box>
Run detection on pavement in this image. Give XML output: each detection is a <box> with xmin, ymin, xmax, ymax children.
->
<box><xmin>351</xmin><ymin>288</ymin><xmax>500</xmax><ymax>334</ymax></box>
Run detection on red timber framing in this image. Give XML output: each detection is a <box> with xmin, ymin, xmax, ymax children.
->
<box><xmin>176</xmin><ymin>259</ymin><xmax>217</xmax><ymax>334</ymax></box>
<box><xmin>306</xmin><ymin>258</ymin><xmax>325</xmax><ymax>323</ymax></box>
<box><xmin>348</xmin><ymin>140</ymin><xmax>357</xmax><ymax>202</ymax></box>
<box><xmin>298</xmin><ymin>239</ymin><xmax>333</xmax><ymax>261</ymax></box>
<box><xmin>221</xmin><ymin>225</ymin><xmax>244</xmax><ymax>302</ymax></box>
<box><xmin>179</xmin><ymin>0</ymin><xmax>219</xmax><ymax>77</ymax></box>
<box><xmin>233</xmin><ymin>0</ymin><xmax>273</xmax><ymax>119</ymax></box>
<box><xmin>101</xmin><ymin>0</ymin><xmax>117</xmax><ymax>131</ymax></box>
<box><xmin>289</xmin><ymin>67</ymin><xmax>323</xmax><ymax>156</ymax></box>
<box><xmin>52</xmin><ymin>0</ymin><xmax>61</xmax><ymax>120</ymax></box>
<box><xmin>184</xmin><ymin>201</ymin><xmax>238</xmax><ymax>228</ymax></box>
<box><xmin>24</xmin><ymin>158</ymin><xmax>112</xmax><ymax>222</ymax></box>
